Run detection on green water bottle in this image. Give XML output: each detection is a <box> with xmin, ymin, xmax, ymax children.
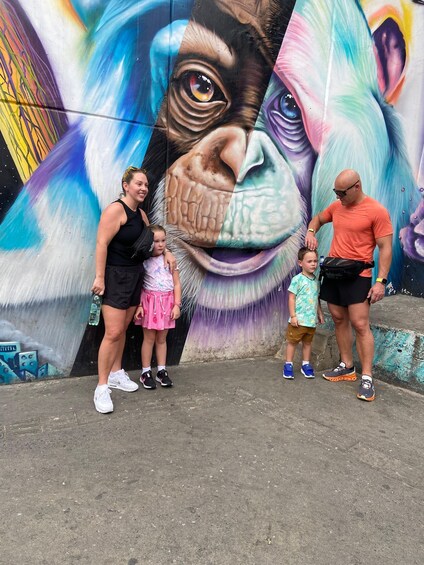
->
<box><xmin>88</xmin><ymin>294</ymin><xmax>102</xmax><ymax>326</ymax></box>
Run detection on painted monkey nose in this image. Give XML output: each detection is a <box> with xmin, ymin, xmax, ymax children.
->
<box><xmin>236</xmin><ymin>130</ymin><xmax>269</xmax><ymax>184</ymax></box>
<box><xmin>218</xmin><ymin>127</ymin><xmax>248</xmax><ymax>180</ymax></box>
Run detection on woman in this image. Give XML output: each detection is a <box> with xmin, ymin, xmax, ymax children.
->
<box><xmin>91</xmin><ymin>166</ymin><xmax>175</xmax><ymax>413</ymax></box>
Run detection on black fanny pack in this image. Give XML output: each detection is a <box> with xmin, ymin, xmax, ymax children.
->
<box><xmin>320</xmin><ymin>257</ymin><xmax>374</xmax><ymax>280</ymax></box>
<box><xmin>131</xmin><ymin>227</ymin><xmax>154</xmax><ymax>260</ymax></box>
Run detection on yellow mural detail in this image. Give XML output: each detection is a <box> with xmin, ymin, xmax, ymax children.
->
<box><xmin>360</xmin><ymin>1</ymin><xmax>415</xmax><ymax>105</ymax></box>
<box><xmin>0</xmin><ymin>8</ymin><xmax>64</xmax><ymax>182</ymax></box>
<box><xmin>61</xmin><ymin>0</ymin><xmax>86</xmax><ymax>25</ymax></box>
<box><xmin>362</xmin><ymin>1</ymin><xmax>412</xmax><ymax>51</ymax></box>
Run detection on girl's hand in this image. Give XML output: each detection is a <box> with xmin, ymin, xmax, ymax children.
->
<box><xmin>290</xmin><ymin>315</ymin><xmax>299</xmax><ymax>327</ymax></box>
<box><xmin>171</xmin><ymin>305</ymin><xmax>181</xmax><ymax>320</ymax></box>
<box><xmin>134</xmin><ymin>306</ymin><xmax>144</xmax><ymax>321</ymax></box>
<box><xmin>91</xmin><ymin>276</ymin><xmax>105</xmax><ymax>296</ymax></box>
<box><xmin>318</xmin><ymin>311</ymin><xmax>325</xmax><ymax>324</ymax></box>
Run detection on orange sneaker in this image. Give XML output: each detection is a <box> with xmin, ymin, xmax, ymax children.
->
<box><xmin>357</xmin><ymin>377</ymin><xmax>375</xmax><ymax>401</ymax></box>
<box><xmin>322</xmin><ymin>363</ymin><xmax>356</xmax><ymax>381</ymax></box>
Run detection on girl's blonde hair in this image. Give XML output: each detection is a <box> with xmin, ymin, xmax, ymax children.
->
<box><xmin>149</xmin><ymin>224</ymin><xmax>166</xmax><ymax>235</ymax></box>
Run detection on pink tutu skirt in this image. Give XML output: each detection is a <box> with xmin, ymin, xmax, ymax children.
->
<box><xmin>135</xmin><ymin>290</ymin><xmax>176</xmax><ymax>330</ymax></box>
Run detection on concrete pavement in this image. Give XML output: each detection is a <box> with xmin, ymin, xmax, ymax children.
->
<box><xmin>1</xmin><ymin>357</ymin><xmax>424</xmax><ymax>565</ymax></box>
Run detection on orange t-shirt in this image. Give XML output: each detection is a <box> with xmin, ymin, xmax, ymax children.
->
<box><xmin>321</xmin><ymin>196</ymin><xmax>393</xmax><ymax>277</ymax></box>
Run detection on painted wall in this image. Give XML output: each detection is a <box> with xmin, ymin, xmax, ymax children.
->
<box><xmin>0</xmin><ymin>0</ymin><xmax>423</xmax><ymax>383</ymax></box>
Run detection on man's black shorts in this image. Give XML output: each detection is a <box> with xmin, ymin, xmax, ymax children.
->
<box><xmin>103</xmin><ymin>265</ymin><xmax>144</xmax><ymax>310</ymax></box>
<box><xmin>320</xmin><ymin>276</ymin><xmax>371</xmax><ymax>307</ymax></box>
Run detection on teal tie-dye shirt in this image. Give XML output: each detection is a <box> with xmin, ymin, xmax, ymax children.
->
<box><xmin>288</xmin><ymin>273</ymin><xmax>320</xmax><ymax>328</ymax></box>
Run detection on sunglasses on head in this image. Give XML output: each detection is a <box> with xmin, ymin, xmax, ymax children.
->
<box><xmin>125</xmin><ymin>166</ymin><xmax>148</xmax><ymax>174</ymax></box>
<box><xmin>333</xmin><ymin>179</ymin><xmax>359</xmax><ymax>197</ymax></box>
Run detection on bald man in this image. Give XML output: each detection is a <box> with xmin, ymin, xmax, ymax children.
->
<box><xmin>305</xmin><ymin>169</ymin><xmax>393</xmax><ymax>401</ymax></box>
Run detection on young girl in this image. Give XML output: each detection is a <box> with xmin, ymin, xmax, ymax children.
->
<box><xmin>134</xmin><ymin>225</ymin><xmax>181</xmax><ymax>388</ymax></box>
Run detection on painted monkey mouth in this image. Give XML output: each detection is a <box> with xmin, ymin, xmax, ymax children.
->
<box><xmin>176</xmin><ymin>236</ymin><xmax>296</xmax><ymax>276</ymax></box>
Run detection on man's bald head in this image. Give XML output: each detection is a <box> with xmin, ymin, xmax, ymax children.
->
<box><xmin>335</xmin><ymin>169</ymin><xmax>362</xmax><ymax>190</ymax></box>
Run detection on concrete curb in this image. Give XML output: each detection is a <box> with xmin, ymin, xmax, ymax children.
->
<box><xmin>306</xmin><ymin>294</ymin><xmax>424</xmax><ymax>394</ymax></box>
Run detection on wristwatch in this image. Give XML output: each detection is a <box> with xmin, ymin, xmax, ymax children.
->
<box><xmin>307</xmin><ymin>228</ymin><xmax>315</xmax><ymax>233</ymax></box>
<box><xmin>376</xmin><ymin>277</ymin><xmax>387</xmax><ymax>285</ymax></box>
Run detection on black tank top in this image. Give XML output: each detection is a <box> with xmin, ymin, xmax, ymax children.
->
<box><xmin>106</xmin><ymin>200</ymin><xmax>146</xmax><ymax>266</ymax></box>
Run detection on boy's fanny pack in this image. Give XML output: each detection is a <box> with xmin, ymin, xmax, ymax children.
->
<box><xmin>320</xmin><ymin>257</ymin><xmax>374</xmax><ymax>280</ymax></box>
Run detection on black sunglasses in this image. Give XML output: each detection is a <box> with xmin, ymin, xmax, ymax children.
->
<box><xmin>333</xmin><ymin>179</ymin><xmax>359</xmax><ymax>197</ymax></box>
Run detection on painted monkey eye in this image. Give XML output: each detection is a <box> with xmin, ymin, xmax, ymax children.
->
<box><xmin>188</xmin><ymin>72</ymin><xmax>214</xmax><ymax>102</ymax></box>
<box><xmin>265</xmin><ymin>77</ymin><xmax>311</xmax><ymax>159</ymax></box>
<box><xmin>162</xmin><ymin>64</ymin><xmax>230</xmax><ymax>149</ymax></box>
<box><xmin>279</xmin><ymin>91</ymin><xmax>301</xmax><ymax>121</ymax></box>
<box><xmin>181</xmin><ymin>71</ymin><xmax>225</xmax><ymax>103</ymax></box>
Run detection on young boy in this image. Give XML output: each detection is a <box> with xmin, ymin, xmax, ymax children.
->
<box><xmin>283</xmin><ymin>247</ymin><xmax>324</xmax><ymax>379</ymax></box>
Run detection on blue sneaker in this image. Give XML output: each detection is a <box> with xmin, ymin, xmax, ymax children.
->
<box><xmin>301</xmin><ymin>363</ymin><xmax>315</xmax><ymax>379</ymax></box>
<box><xmin>283</xmin><ymin>363</ymin><xmax>294</xmax><ymax>379</ymax></box>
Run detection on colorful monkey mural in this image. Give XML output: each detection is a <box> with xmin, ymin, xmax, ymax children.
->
<box><xmin>0</xmin><ymin>0</ymin><xmax>423</xmax><ymax>382</ymax></box>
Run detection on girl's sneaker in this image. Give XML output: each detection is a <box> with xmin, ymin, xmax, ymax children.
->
<box><xmin>283</xmin><ymin>363</ymin><xmax>294</xmax><ymax>379</ymax></box>
<box><xmin>140</xmin><ymin>370</ymin><xmax>157</xmax><ymax>389</ymax></box>
<box><xmin>301</xmin><ymin>363</ymin><xmax>315</xmax><ymax>379</ymax></box>
<box><xmin>156</xmin><ymin>369</ymin><xmax>173</xmax><ymax>387</ymax></box>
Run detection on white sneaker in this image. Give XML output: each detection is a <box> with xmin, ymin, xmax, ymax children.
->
<box><xmin>107</xmin><ymin>369</ymin><xmax>139</xmax><ymax>392</ymax></box>
<box><xmin>94</xmin><ymin>386</ymin><xmax>113</xmax><ymax>414</ymax></box>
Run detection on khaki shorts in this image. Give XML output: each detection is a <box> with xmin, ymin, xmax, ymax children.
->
<box><xmin>286</xmin><ymin>324</ymin><xmax>316</xmax><ymax>344</ymax></box>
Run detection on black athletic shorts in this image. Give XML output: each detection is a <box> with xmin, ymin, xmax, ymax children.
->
<box><xmin>102</xmin><ymin>265</ymin><xmax>144</xmax><ymax>310</ymax></box>
<box><xmin>320</xmin><ymin>276</ymin><xmax>371</xmax><ymax>307</ymax></box>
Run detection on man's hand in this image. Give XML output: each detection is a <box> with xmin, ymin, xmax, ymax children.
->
<box><xmin>305</xmin><ymin>232</ymin><xmax>318</xmax><ymax>251</ymax></box>
<box><xmin>305</xmin><ymin>215</ymin><xmax>326</xmax><ymax>250</ymax></box>
<box><xmin>367</xmin><ymin>282</ymin><xmax>385</xmax><ymax>304</ymax></box>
